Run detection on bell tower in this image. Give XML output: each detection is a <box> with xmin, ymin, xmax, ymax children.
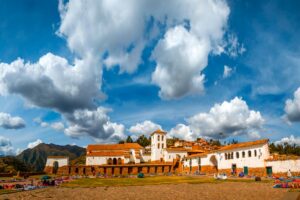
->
<box><xmin>151</xmin><ymin>129</ymin><xmax>167</xmax><ymax>162</ymax></box>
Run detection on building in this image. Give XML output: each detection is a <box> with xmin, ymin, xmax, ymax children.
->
<box><xmin>44</xmin><ymin>130</ymin><xmax>300</xmax><ymax>177</ymax></box>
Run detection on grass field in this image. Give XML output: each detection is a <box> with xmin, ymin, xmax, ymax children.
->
<box><xmin>62</xmin><ymin>176</ymin><xmax>272</xmax><ymax>187</ymax></box>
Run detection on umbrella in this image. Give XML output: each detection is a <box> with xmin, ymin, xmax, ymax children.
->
<box><xmin>41</xmin><ymin>175</ymin><xmax>51</xmax><ymax>180</ymax></box>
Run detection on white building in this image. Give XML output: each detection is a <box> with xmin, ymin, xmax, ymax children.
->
<box><xmin>151</xmin><ymin>130</ymin><xmax>167</xmax><ymax>162</ymax></box>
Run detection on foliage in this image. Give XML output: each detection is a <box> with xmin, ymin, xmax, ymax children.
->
<box><xmin>208</xmin><ymin>139</ymin><xmax>222</xmax><ymax>146</ymax></box>
<box><xmin>269</xmin><ymin>142</ymin><xmax>300</xmax><ymax>156</ymax></box>
<box><xmin>125</xmin><ymin>136</ymin><xmax>134</xmax><ymax>143</ymax></box>
<box><xmin>136</xmin><ymin>135</ymin><xmax>151</xmax><ymax>147</ymax></box>
<box><xmin>0</xmin><ymin>156</ymin><xmax>32</xmax><ymax>173</ymax></box>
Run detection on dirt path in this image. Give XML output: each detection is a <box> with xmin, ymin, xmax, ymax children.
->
<box><xmin>1</xmin><ymin>182</ymin><xmax>299</xmax><ymax>200</ymax></box>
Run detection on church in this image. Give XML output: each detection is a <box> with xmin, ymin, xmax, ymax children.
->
<box><xmin>45</xmin><ymin>130</ymin><xmax>300</xmax><ymax>177</ymax></box>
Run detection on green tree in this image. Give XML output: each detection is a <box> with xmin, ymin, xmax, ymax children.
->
<box><xmin>126</xmin><ymin>136</ymin><xmax>134</xmax><ymax>143</ymax></box>
<box><xmin>136</xmin><ymin>135</ymin><xmax>150</xmax><ymax>147</ymax></box>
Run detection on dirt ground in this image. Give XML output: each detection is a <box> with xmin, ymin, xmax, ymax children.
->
<box><xmin>1</xmin><ymin>182</ymin><xmax>299</xmax><ymax>200</ymax></box>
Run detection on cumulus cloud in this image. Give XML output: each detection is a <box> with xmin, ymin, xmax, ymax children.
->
<box><xmin>275</xmin><ymin>135</ymin><xmax>300</xmax><ymax>146</ymax></box>
<box><xmin>129</xmin><ymin>120</ymin><xmax>161</xmax><ymax>137</ymax></box>
<box><xmin>64</xmin><ymin>107</ymin><xmax>126</xmax><ymax>142</ymax></box>
<box><xmin>223</xmin><ymin>65</ymin><xmax>233</xmax><ymax>78</ymax></box>
<box><xmin>0</xmin><ymin>112</ymin><xmax>25</xmax><ymax>129</ymax></box>
<box><xmin>168</xmin><ymin>124</ymin><xmax>194</xmax><ymax>141</ymax></box>
<box><xmin>51</xmin><ymin>122</ymin><xmax>65</xmax><ymax>131</ymax></box>
<box><xmin>187</xmin><ymin>97</ymin><xmax>264</xmax><ymax>139</ymax></box>
<box><xmin>0</xmin><ymin>53</ymin><xmax>102</xmax><ymax>113</ymax></box>
<box><xmin>27</xmin><ymin>139</ymin><xmax>43</xmax><ymax>149</ymax></box>
<box><xmin>0</xmin><ymin>136</ymin><xmax>14</xmax><ymax>156</ymax></box>
<box><xmin>0</xmin><ymin>0</ymin><xmax>242</xmax><ymax>142</ymax></box>
<box><xmin>284</xmin><ymin>87</ymin><xmax>300</xmax><ymax>122</ymax></box>
<box><xmin>58</xmin><ymin>0</ymin><xmax>233</xmax><ymax>99</ymax></box>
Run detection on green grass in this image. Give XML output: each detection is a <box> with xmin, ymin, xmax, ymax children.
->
<box><xmin>62</xmin><ymin>176</ymin><xmax>272</xmax><ymax>188</ymax></box>
<box><xmin>0</xmin><ymin>189</ymin><xmax>19</xmax><ymax>195</ymax></box>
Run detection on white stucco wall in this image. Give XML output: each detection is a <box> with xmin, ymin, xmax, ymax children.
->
<box><xmin>164</xmin><ymin>151</ymin><xmax>188</xmax><ymax>162</ymax></box>
<box><xmin>151</xmin><ymin>133</ymin><xmax>166</xmax><ymax>161</ymax></box>
<box><xmin>86</xmin><ymin>156</ymin><xmax>125</xmax><ymax>165</ymax></box>
<box><xmin>266</xmin><ymin>159</ymin><xmax>300</xmax><ymax>173</ymax></box>
<box><xmin>185</xmin><ymin>143</ymin><xmax>270</xmax><ymax>170</ymax></box>
<box><xmin>46</xmin><ymin>157</ymin><xmax>69</xmax><ymax>167</ymax></box>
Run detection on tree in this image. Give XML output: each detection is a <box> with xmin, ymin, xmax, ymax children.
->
<box><xmin>126</xmin><ymin>136</ymin><xmax>133</xmax><ymax>143</ymax></box>
<box><xmin>118</xmin><ymin>140</ymin><xmax>125</xmax><ymax>144</ymax></box>
<box><xmin>136</xmin><ymin>135</ymin><xmax>150</xmax><ymax>147</ymax></box>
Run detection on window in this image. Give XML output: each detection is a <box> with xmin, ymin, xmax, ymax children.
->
<box><xmin>231</xmin><ymin>152</ymin><xmax>234</xmax><ymax>159</ymax></box>
<box><xmin>157</xmin><ymin>143</ymin><xmax>160</xmax><ymax>149</ymax></box>
<box><xmin>248</xmin><ymin>150</ymin><xmax>252</xmax><ymax>157</ymax></box>
<box><xmin>162</xmin><ymin>144</ymin><xmax>164</xmax><ymax>149</ymax></box>
<box><xmin>236</xmin><ymin>152</ymin><xmax>239</xmax><ymax>159</ymax></box>
<box><xmin>225</xmin><ymin>153</ymin><xmax>228</xmax><ymax>160</ymax></box>
<box><xmin>158</xmin><ymin>135</ymin><xmax>160</xmax><ymax>141</ymax></box>
<box><xmin>242</xmin><ymin>151</ymin><xmax>245</xmax><ymax>158</ymax></box>
<box><xmin>162</xmin><ymin>136</ymin><xmax>164</xmax><ymax>141</ymax></box>
<box><xmin>254</xmin><ymin>150</ymin><xmax>257</xmax><ymax>157</ymax></box>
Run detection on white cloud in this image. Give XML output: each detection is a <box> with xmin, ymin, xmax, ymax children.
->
<box><xmin>0</xmin><ymin>53</ymin><xmax>103</xmax><ymax>113</ymax></box>
<box><xmin>187</xmin><ymin>97</ymin><xmax>264</xmax><ymax>139</ymax></box>
<box><xmin>51</xmin><ymin>122</ymin><xmax>65</xmax><ymax>131</ymax></box>
<box><xmin>0</xmin><ymin>112</ymin><xmax>25</xmax><ymax>129</ymax></box>
<box><xmin>0</xmin><ymin>136</ymin><xmax>14</xmax><ymax>156</ymax></box>
<box><xmin>129</xmin><ymin>120</ymin><xmax>161</xmax><ymax>137</ymax></box>
<box><xmin>27</xmin><ymin>139</ymin><xmax>43</xmax><ymax>149</ymax></box>
<box><xmin>58</xmin><ymin>0</ymin><xmax>232</xmax><ymax>99</ymax></box>
<box><xmin>168</xmin><ymin>124</ymin><xmax>194</xmax><ymax>141</ymax></box>
<box><xmin>64</xmin><ymin>107</ymin><xmax>126</xmax><ymax>142</ymax></box>
<box><xmin>275</xmin><ymin>135</ymin><xmax>300</xmax><ymax>146</ymax></box>
<box><xmin>152</xmin><ymin>26</ymin><xmax>207</xmax><ymax>99</ymax></box>
<box><xmin>224</xmin><ymin>34</ymin><xmax>246</xmax><ymax>57</ymax></box>
<box><xmin>284</xmin><ymin>87</ymin><xmax>300</xmax><ymax>122</ymax></box>
<box><xmin>223</xmin><ymin>65</ymin><xmax>233</xmax><ymax>78</ymax></box>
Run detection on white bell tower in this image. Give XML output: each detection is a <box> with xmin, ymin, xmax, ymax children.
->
<box><xmin>151</xmin><ymin>129</ymin><xmax>167</xmax><ymax>162</ymax></box>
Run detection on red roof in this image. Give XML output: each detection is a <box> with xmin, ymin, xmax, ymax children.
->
<box><xmin>219</xmin><ymin>139</ymin><xmax>269</xmax><ymax>151</ymax></box>
<box><xmin>150</xmin><ymin>129</ymin><xmax>167</xmax><ymax>136</ymax></box>
<box><xmin>87</xmin><ymin>143</ymin><xmax>143</xmax><ymax>151</ymax></box>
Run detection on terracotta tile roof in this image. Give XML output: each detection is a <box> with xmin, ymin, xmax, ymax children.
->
<box><xmin>47</xmin><ymin>156</ymin><xmax>68</xmax><ymax>159</ymax></box>
<box><xmin>218</xmin><ymin>139</ymin><xmax>269</xmax><ymax>151</ymax></box>
<box><xmin>165</xmin><ymin>147</ymin><xmax>188</xmax><ymax>152</ymax></box>
<box><xmin>86</xmin><ymin>151</ymin><xmax>126</xmax><ymax>157</ymax></box>
<box><xmin>266</xmin><ymin>154</ymin><xmax>300</xmax><ymax>161</ymax></box>
<box><xmin>187</xmin><ymin>150</ymin><xmax>205</xmax><ymax>153</ymax></box>
<box><xmin>186</xmin><ymin>153</ymin><xmax>209</xmax><ymax>159</ymax></box>
<box><xmin>150</xmin><ymin>129</ymin><xmax>167</xmax><ymax>136</ymax></box>
<box><xmin>87</xmin><ymin>143</ymin><xmax>143</xmax><ymax>151</ymax></box>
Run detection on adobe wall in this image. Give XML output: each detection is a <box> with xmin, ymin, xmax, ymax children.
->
<box><xmin>45</xmin><ymin>164</ymin><xmax>173</xmax><ymax>176</ymax></box>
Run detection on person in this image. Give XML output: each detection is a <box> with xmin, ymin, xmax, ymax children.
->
<box><xmin>287</xmin><ymin>169</ymin><xmax>292</xmax><ymax>178</ymax></box>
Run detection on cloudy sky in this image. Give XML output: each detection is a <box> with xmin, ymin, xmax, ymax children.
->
<box><xmin>1</xmin><ymin>0</ymin><xmax>300</xmax><ymax>155</ymax></box>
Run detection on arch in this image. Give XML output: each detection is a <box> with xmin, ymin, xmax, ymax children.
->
<box><xmin>107</xmin><ymin>158</ymin><xmax>113</xmax><ymax>165</ymax></box>
<box><xmin>83</xmin><ymin>167</ymin><xmax>86</xmax><ymax>175</ymax></box>
<box><xmin>209</xmin><ymin>155</ymin><xmax>218</xmax><ymax>171</ymax></box>
<box><xmin>75</xmin><ymin>167</ymin><xmax>79</xmax><ymax>174</ymax></box>
<box><xmin>113</xmin><ymin>158</ymin><xmax>117</xmax><ymax>165</ymax></box>
<box><xmin>52</xmin><ymin>161</ymin><xmax>59</xmax><ymax>174</ymax></box>
<box><xmin>117</xmin><ymin>158</ymin><xmax>122</xmax><ymax>165</ymax></box>
<box><xmin>248</xmin><ymin>150</ymin><xmax>252</xmax><ymax>157</ymax></box>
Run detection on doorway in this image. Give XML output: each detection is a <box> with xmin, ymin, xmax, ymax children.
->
<box><xmin>244</xmin><ymin>166</ymin><xmax>248</xmax><ymax>175</ymax></box>
<box><xmin>266</xmin><ymin>166</ymin><xmax>272</xmax><ymax>176</ymax></box>
<box><xmin>232</xmin><ymin>164</ymin><xmax>237</xmax><ymax>175</ymax></box>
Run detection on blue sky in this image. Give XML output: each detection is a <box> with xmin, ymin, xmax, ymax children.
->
<box><xmin>1</xmin><ymin>0</ymin><xmax>300</xmax><ymax>154</ymax></box>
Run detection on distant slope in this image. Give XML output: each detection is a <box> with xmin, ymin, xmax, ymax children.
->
<box><xmin>17</xmin><ymin>143</ymin><xmax>86</xmax><ymax>172</ymax></box>
<box><xmin>0</xmin><ymin>156</ymin><xmax>32</xmax><ymax>173</ymax></box>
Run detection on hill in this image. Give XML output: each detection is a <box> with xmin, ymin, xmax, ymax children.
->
<box><xmin>17</xmin><ymin>143</ymin><xmax>86</xmax><ymax>172</ymax></box>
<box><xmin>0</xmin><ymin>156</ymin><xmax>32</xmax><ymax>173</ymax></box>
